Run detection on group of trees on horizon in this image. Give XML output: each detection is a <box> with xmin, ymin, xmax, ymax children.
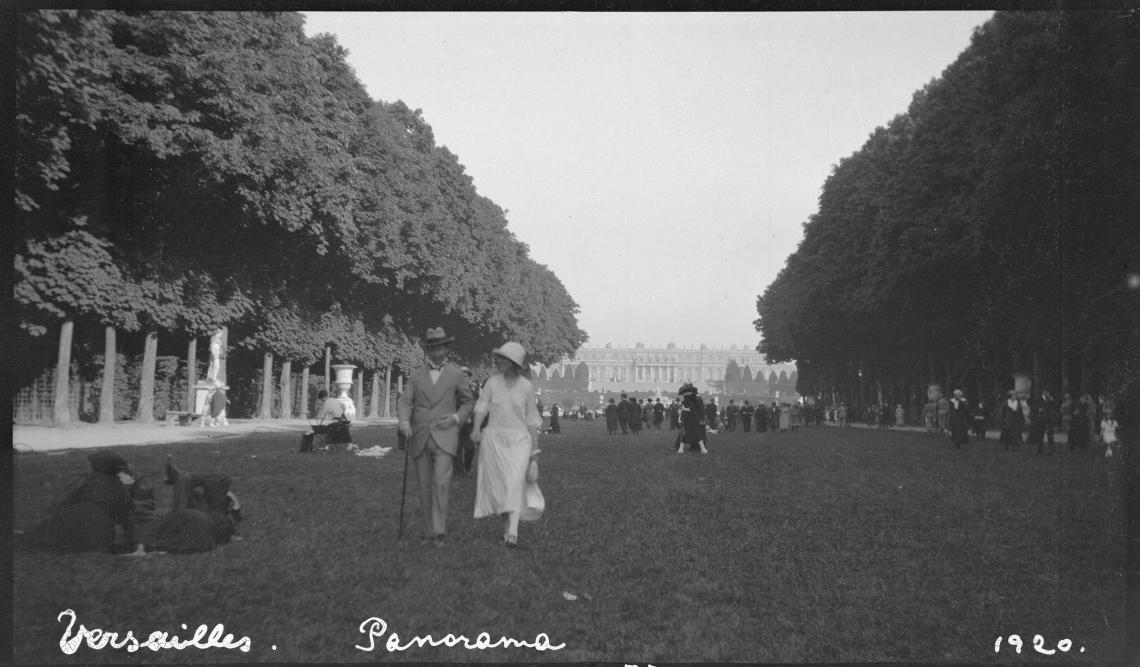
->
<box><xmin>13</xmin><ymin>11</ymin><xmax>587</xmax><ymax>423</ymax></box>
<box><xmin>756</xmin><ymin>10</ymin><xmax>1140</xmax><ymax>416</ymax></box>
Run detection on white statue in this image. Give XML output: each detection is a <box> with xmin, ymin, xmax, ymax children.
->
<box><xmin>206</xmin><ymin>330</ymin><xmax>223</xmax><ymax>382</ymax></box>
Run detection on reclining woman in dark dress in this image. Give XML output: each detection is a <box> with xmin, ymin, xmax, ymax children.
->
<box><xmin>123</xmin><ymin>457</ymin><xmax>242</xmax><ymax>556</ymax></box>
<box><xmin>24</xmin><ymin>450</ymin><xmax>138</xmax><ymax>552</ymax></box>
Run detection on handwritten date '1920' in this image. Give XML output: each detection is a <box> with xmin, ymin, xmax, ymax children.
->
<box><xmin>995</xmin><ymin>634</ymin><xmax>1084</xmax><ymax>655</ymax></box>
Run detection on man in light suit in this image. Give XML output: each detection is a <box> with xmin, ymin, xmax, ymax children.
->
<box><xmin>398</xmin><ymin>327</ymin><xmax>475</xmax><ymax>546</ymax></box>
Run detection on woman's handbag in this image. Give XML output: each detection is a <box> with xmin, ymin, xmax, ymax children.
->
<box><xmin>526</xmin><ymin>449</ymin><xmax>541</xmax><ymax>483</ymax></box>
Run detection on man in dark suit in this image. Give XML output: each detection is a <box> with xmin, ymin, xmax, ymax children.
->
<box><xmin>604</xmin><ymin>398</ymin><xmax>619</xmax><ymax>435</ymax></box>
<box><xmin>397</xmin><ymin>327</ymin><xmax>475</xmax><ymax>546</ymax></box>
<box><xmin>629</xmin><ymin>398</ymin><xmax>643</xmax><ymax>435</ymax></box>
<box><xmin>740</xmin><ymin>401</ymin><xmax>755</xmax><ymax>432</ymax></box>
<box><xmin>617</xmin><ymin>394</ymin><xmax>631</xmax><ymax>434</ymax></box>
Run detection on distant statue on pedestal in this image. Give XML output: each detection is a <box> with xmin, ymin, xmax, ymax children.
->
<box><xmin>206</xmin><ymin>330</ymin><xmax>223</xmax><ymax>383</ymax></box>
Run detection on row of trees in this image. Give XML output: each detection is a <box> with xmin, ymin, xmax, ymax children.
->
<box><xmin>756</xmin><ymin>10</ymin><xmax>1139</xmax><ymax>415</ymax></box>
<box><xmin>13</xmin><ymin>11</ymin><xmax>587</xmax><ymax>423</ymax></box>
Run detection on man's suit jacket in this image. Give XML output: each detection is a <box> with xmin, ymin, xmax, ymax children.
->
<box><xmin>397</xmin><ymin>361</ymin><xmax>475</xmax><ymax>458</ymax></box>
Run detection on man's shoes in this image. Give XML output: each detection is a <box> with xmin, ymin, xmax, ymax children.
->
<box><xmin>432</xmin><ymin>535</ymin><xmax>446</xmax><ymax>548</ymax></box>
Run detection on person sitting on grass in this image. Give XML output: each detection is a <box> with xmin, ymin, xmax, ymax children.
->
<box><xmin>312</xmin><ymin>389</ymin><xmax>354</xmax><ymax>451</ymax></box>
<box><xmin>123</xmin><ymin>457</ymin><xmax>242</xmax><ymax>556</ymax></box>
<box><xmin>22</xmin><ymin>450</ymin><xmax>137</xmax><ymax>553</ymax></box>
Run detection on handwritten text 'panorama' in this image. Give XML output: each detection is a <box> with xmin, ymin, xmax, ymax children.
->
<box><xmin>356</xmin><ymin>617</ymin><xmax>565</xmax><ymax>652</ymax></box>
<box><xmin>57</xmin><ymin>609</ymin><xmax>251</xmax><ymax>655</ymax></box>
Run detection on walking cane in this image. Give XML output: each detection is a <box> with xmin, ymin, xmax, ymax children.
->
<box><xmin>397</xmin><ymin>429</ymin><xmax>410</xmax><ymax>541</ymax></box>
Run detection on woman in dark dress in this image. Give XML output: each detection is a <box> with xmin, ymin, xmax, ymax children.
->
<box><xmin>675</xmin><ymin>383</ymin><xmax>708</xmax><ymax>454</ymax></box>
<box><xmin>604</xmin><ymin>398</ymin><xmax>618</xmax><ymax>435</ymax></box>
<box><xmin>753</xmin><ymin>403</ymin><xmax>767</xmax><ymax>432</ymax></box>
<box><xmin>948</xmin><ymin>390</ymin><xmax>972</xmax><ymax>447</ymax></box>
<box><xmin>999</xmin><ymin>392</ymin><xmax>1026</xmax><ymax>449</ymax></box>
<box><xmin>549</xmin><ymin>403</ymin><xmax>561</xmax><ymax>433</ymax></box>
<box><xmin>25</xmin><ymin>450</ymin><xmax>137</xmax><ymax>552</ymax></box>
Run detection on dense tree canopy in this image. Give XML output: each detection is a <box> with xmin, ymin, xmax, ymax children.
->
<box><xmin>756</xmin><ymin>10</ymin><xmax>1139</xmax><ymax>411</ymax></box>
<box><xmin>14</xmin><ymin>10</ymin><xmax>586</xmax><ymax>386</ymax></box>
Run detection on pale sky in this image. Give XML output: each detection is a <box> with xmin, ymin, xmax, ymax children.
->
<box><xmin>301</xmin><ymin>11</ymin><xmax>994</xmax><ymax>351</ymax></box>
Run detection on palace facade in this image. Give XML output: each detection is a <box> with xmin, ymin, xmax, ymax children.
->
<box><xmin>534</xmin><ymin>342</ymin><xmax>797</xmax><ymax>395</ymax></box>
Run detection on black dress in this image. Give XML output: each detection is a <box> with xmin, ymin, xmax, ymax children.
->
<box><xmin>25</xmin><ymin>451</ymin><xmax>137</xmax><ymax>552</ymax></box>
<box><xmin>28</xmin><ymin>472</ymin><xmax>134</xmax><ymax>552</ymax></box>
<box><xmin>999</xmin><ymin>400</ymin><xmax>1025</xmax><ymax>448</ymax></box>
<box><xmin>948</xmin><ymin>398</ymin><xmax>971</xmax><ymax>446</ymax></box>
<box><xmin>679</xmin><ymin>395</ymin><xmax>706</xmax><ymax>450</ymax></box>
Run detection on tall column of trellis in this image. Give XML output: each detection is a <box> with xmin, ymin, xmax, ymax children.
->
<box><xmin>13</xmin><ymin>369</ymin><xmax>55</xmax><ymax>425</ymax></box>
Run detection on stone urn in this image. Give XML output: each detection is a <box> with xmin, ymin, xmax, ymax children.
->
<box><xmin>331</xmin><ymin>364</ymin><xmax>357</xmax><ymax>421</ymax></box>
<box><xmin>1012</xmin><ymin>373</ymin><xmax>1032</xmax><ymax>400</ymax></box>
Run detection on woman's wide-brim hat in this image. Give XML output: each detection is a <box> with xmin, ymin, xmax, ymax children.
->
<box><xmin>493</xmin><ymin>341</ymin><xmax>527</xmax><ymax>368</ymax></box>
<box><xmin>422</xmin><ymin>327</ymin><xmax>454</xmax><ymax>347</ymax></box>
<box><xmin>678</xmin><ymin>382</ymin><xmax>698</xmax><ymax>396</ymax></box>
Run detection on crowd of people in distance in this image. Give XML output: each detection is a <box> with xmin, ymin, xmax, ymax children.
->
<box><xmin>594</xmin><ymin>391</ymin><xmax>820</xmax><ymax>454</ymax></box>
<box><xmin>819</xmin><ymin>388</ymin><xmax>1123</xmax><ymax>457</ymax></box>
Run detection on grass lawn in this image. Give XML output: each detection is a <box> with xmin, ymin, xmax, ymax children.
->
<box><xmin>11</xmin><ymin>420</ymin><xmax>1132</xmax><ymax>663</ymax></box>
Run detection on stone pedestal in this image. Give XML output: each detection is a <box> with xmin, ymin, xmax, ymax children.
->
<box><xmin>193</xmin><ymin>382</ymin><xmax>215</xmax><ymax>415</ymax></box>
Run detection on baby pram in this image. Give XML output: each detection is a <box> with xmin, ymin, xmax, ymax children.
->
<box><xmin>300</xmin><ymin>416</ymin><xmax>353</xmax><ymax>453</ymax></box>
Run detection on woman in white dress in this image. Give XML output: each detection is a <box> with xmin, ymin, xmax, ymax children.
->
<box><xmin>471</xmin><ymin>342</ymin><xmax>544</xmax><ymax>548</ymax></box>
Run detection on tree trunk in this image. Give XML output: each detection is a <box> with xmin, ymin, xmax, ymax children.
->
<box><xmin>354</xmin><ymin>369</ymin><xmax>364</xmax><ymax>417</ymax></box>
<box><xmin>259</xmin><ymin>352</ymin><xmax>274</xmax><ymax>420</ymax></box>
<box><xmin>383</xmin><ymin>363</ymin><xmax>392</xmax><ymax>417</ymax></box>
<box><xmin>300</xmin><ymin>366</ymin><xmax>310</xmax><ymax>419</ymax></box>
<box><xmin>324</xmin><ymin>347</ymin><xmax>331</xmax><ymax>395</ymax></box>
<box><xmin>135</xmin><ymin>331</ymin><xmax>158</xmax><ymax>422</ymax></box>
<box><xmin>99</xmin><ymin>325</ymin><xmax>116</xmax><ymax>424</ymax></box>
<box><xmin>218</xmin><ymin>326</ymin><xmax>228</xmax><ymax>386</ymax></box>
<box><xmin>280</xmin><ymin>360</ymin><xmax>293</xmax><ymax>419</ymax></box>
<box><xmin>1032</xmin><ymin>348</ymin><xmax>1041</xmax><ymax>395</ymax></box>
<box><xmin>1061</xmin><ymin>353</ymin><xmax>1070</xmax><ymax>396</ymax></box>
<box><xmin>52</xmin><ymin>320</ymin><xmax>75</xmax><ymax>424</ymax></box>
<box><xmin>186</xmin><ymin>337</ymin><xmax>197</xmax><ymax>412</ymax></box>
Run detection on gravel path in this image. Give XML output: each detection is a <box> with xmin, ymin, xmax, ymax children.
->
<box><xmin>12</xmin><ymin>417</ymin><xmax>399</xmax><ymax>453</ymax></box>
